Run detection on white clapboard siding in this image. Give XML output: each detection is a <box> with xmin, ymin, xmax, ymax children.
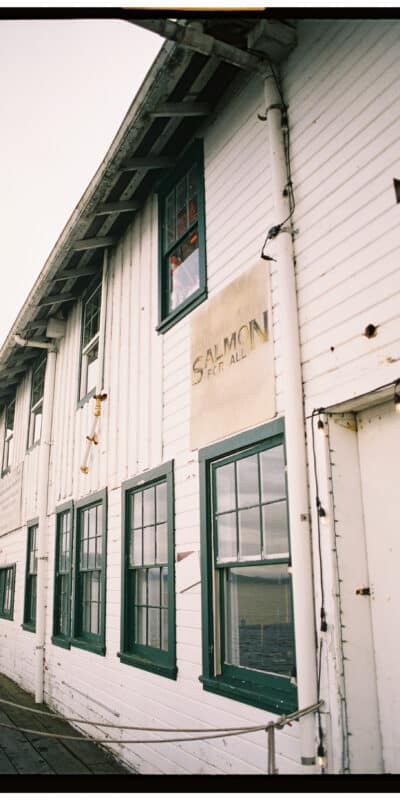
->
<box><xmin>281</xmin><ymin>19</ymin><xmax>400</xmax><ymax>412</ymax></box>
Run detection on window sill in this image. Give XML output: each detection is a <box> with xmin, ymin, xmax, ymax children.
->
<box><xmin>199</xmin><ymin>674</ymin><xmax>297</xmax><ymax>716</ymax></box>
<box><xmin>157</xmin><ymin>288</ymin><xmax>207</xmax><ymax>334</ymax></box>
<box><xmin>51</xmin><ymin>636</ymin><xmax>71</xmax><ymax>650</ymax></box>
<box><xmin>71</xmin><ymin>637</ymin><xmax>105</xmax><ymax>656</ymax></box>
<box><xmin>0</xmin><ymin>614</ymin><xmax>13</xmax><ymax>621</ymax></box>
<box><xmin>119</xmin><ymin>651</ymin><xmax>177</xmax><ymax>680</ymax></box>
<box><xmin>77</xmin><ymin>387</ymin><xmax>96</xmax><ymax>409</ymax></box>
<box><xmin>26</xmin><ymin>441</ymin><xmax>40</xmax><ymax>455</ymax></box>
<box><xmin>1</xmin><ymin>467</ymin><xmax>11</xmax><ymax>479</ymax></box>
<box><xmin>21</xmin><ymin>622</ymin><xmax>36</xmax><ymax>633</ymax></box>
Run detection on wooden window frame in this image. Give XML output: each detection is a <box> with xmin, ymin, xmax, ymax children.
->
<box><xmin>0</xmin><ymin>564</ymin><xmax>16</xmax><ymax>621</ymax></box>
<box><xmin>71</xmin><ymin>490</ymin><xmax>107</xmax><ymax>656</ymax></box>
<box><xmin>2</xmin><ymin>398</ymin><xmax>15</xmax><ymax>476</ymax></box>
<box><xmin>52</xmin><ymin>501</ymin><xmax>73</xmax><ymax>649</ymax></box>
<box><xmin>157</xmin><ymin>140</ymin><xmax>207</xmax><ymax>334</ymax></box>
<box><xmin>27</xmin><ymin>356</ymin><xmax>46</xmax><ymax>450</ymax></box>
<box><xmin>199</xmin><ymin>419</ymin><xmax>298</xmax><ymax>715</ymax></box>
<box><xmin>120</xmin><ymin>461</ymin><xmax>177</xmax><ymax>680</ymax></box>
<box><xmin>22</xmin><ymin>519</ymin><xmax>39</xmax><ymax>632</ymax></box>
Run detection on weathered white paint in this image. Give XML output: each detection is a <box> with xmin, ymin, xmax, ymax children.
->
<box><xmin>0</xmin><ymin>18</ymin><xmax>399</xmax><ymax>775</ymax></box>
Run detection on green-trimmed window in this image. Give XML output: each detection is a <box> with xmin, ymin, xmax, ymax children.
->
<box><xmin>28</xmin><ymin>357</ymin><xmax>46</xmax><ymax>449</ymax></box>
<box><xmin>2</xmin><ymin>398</ymin><xmax>15</xmax><ymax>475</ymax></box>
<box><xmin>79</xmin><ymin>283</ymin><xmax>102</xmax><ymax>401</ymax></box>
<box><xmin>199</xmin><ymin>420</ymin><xmax>297</xmax><ymax>715</ymax></box>
<box><xmin>120</xmin><ymin>461</ymin><xmax>176</xmax><ymax>679</ymax></box>
<box><xmin>23</xmin><ymin>521</ymin><xmax>38</xmax><ymax>631</ymax></box>
<box><xmin>72</xmin><ymin>490</ymin><xmax>107</xmax><ymax>655</ymax></box>
<box><xmin>0</xmin><ymin>565</ymin><xmax>16</xmax><ymax>620</ymax></box>
<box><xmin>52</xmin><ymin>503</ymin><xmax>73</xmax><ymax>648</ymax></box>
<box><xmin>157</xmin><ymin>140</ymin><xmax>207</xmax><ymax>332</ymax></box>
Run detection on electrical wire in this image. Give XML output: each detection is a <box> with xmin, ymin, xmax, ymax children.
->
<box><xmin>310</xmin><ymin>410</ymin><xmax>326</xmax><ymax>630</ymax></box>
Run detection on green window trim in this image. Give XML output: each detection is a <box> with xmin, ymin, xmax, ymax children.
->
<box><xmin>71</xmin><ymin>489</ymin><xmax>107</xmax><ymax>656</ymax></box>
<box><xmin>157</xmin><ymin>140</ymin><xmax>207</xmax><ymax>334</ymax></box>
<box><xmin>78</xmin><ymin>279</ymin><xmax>103</xmax><ymax>406</ymax></box>
<box><xmin>199</xmin><ymin>418</ymin><xmax>298</xmax><ymax>716</ymax></box>
<box><xmin>23</xmin><ymin>518</ymin><xmax>39</xmax><ymax>632</ymax></box>
<box><xmin>2</xmin><ymin>397</ymin><xmax>15</xmax><ymax>476</ymax></box>
<box><xmin>120</xmin><ymin>461</ymin><xmax>177</xmax><ymax>680</ymax></box>
<box><xmin>52</xmin><ymin>501</ymin><xmax>73</xmax><ymax>649</ymax></box>
<box><xmin>27</xmin><ymin>356</ymin><xmax>46</xmax><ymax>451</ymax></box>
<box><xmin>0</xmin><ymin>564</ymin><xmax>16</xmax><ymax>620</ymax></box>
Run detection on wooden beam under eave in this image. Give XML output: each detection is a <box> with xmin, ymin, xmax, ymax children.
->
<box><xmin>93</xmin><ymin>200</ymin><xmax>139</xmax><ymax>216</ymax></box>
<box><xmin>54</xmin><ymin>266</ymin><xmax>99</xmax><ymax>282</ymax></box>
<box><xmin>150</xmin><ymin>102</ymin><xmax>210</xmax><ymax>117</ymax></box>
<box><xmin>37</xmin><ymin>293</ymin><xmax>76</xmax><ymax>307</ymax></box>
<box><xmin>73</xmin><ymin>236</ymin><xmax>116</xmax><ymax>251</ymax></box>
<box><xmin>120</xmin><ymin>156</ymin><xmax>176</xmax><ymax>171</ymax></box>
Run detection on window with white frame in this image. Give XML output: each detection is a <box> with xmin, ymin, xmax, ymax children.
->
<box><xmin>2</xmin><ymin>398</ymin><xmax>15</xmax><ymax>475</ymax></box>
<box><xmin>79</xmin><ymin>283</ymin><xmax>101</xmax><ymax>400</ymax></box>
<box><xmin>0</xmin><ymin>565</ymin><xmax>16</xmax><ymax>620</ymax></box>
<box><xmin>28</xmin><ymin>357</ymin><xmax>46</xmax><ymax>448</ymax></box>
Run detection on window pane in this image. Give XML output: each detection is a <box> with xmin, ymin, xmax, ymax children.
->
<box><xmin>143</xmin><ymin>488</ymin><xmax>155</xmax><ymax>526</ymax></box>
<box><xmin>187</xmin><ymin>166</ymin><xmax>198</xmax><ymax>225</ymax></box>
<box><xmin>32</xmin><ymin>410</ymin><xmax>42</xmax><ymax>444</ymax></box>
<box><xmin>143</xmin><ymin>526</ymin><xmax>155</xmax><ymax>565</ymax></box>
<box><xmin>156</xmin><ymin>482</ymin><xmax>167</xmax><ymax>523</ymax></box>
<box><xmin>215</xmin><ymin>462</ymin><xmax>235</xmax><ymax>514</ymax></box>
<box><xmin>87</xmin><ymin>535</ymin><xmax>95</xmax><ymax>569</ymax></box>
<box><xmin>59</xmin><ymin>574</ymin><xmax>69</xmax><ymax>635</ymax></box>
<box><xmin>86</xmin><ymin>342</ymin><xmax>98</xmax><ymax>394</ymax></box>
<box><xmin>132</xmin><ymin>492</ymin><xmax>142</xmax><ymax>528</ymax></box>
<box><xmin>237</xmin><ymin>454</ymin><xmax>259</xmax><ymax>508</ymax></box>
<box><xmin>148</xmin><ymin>608</ymin><xmax>161</xmax><ymax>649</ymax></box>
<box><xmin>135</xmin><ymin>570</ymin><xmax>147</xmax><ymax>606</ymax></box>
<box><xmin>135</xmin><ymin>606</ymin><xmax>147</xmax><ymax>645</ymax></box>
<box><xmin>238</xmin><ymin>507</ymin><xmax>261</xmax><ymax>559</ymax></box>
<box><xmin>176</xmin><ymin>175</ymin><xmax>187</xmax><ymax>237</ymax></box>
<box><xmin>216</xmin><ymin>512</ymin><xmax>237</xmax><ymax>562</ymax></box>
<box><xmin>156</xmin><ymin>523</ymin><xmax>168</xmax><ymax>564</ymax></box>
<box><xmin>130</xmin><ymin>529</ymin><xmax>142</xmax><ymax>566</ymax></box>
<box><xmin>224</xmin><ymin>565</ymin><xmax>294</xmax><ymax>678</ymax></box>
<box><xmin>168</xmin><ymin>228</ymin><xmax>200</xmax><ymax>312</ymax></box>
<box><xmin>165</xmin><ymin>191</ymin><xmax>176</xmax><ymax>251</ymax></box>
<box><xmin>148</xmin><ymin>568</ymin><xmax>160</xmax><ymax>607</ymax></box>
<box><xmin>260</xmin><ymin>445</ymin><xmax>286</xmax><ymax>503</ymax></box>
<box><xmin>263</xmin><ymin>501</ymin><xmax>289</xmax><ymax>557</ymax></box>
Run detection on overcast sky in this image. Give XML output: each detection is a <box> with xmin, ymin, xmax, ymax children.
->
<box><xmin>0</xmin><ymin>17</ymin><xmax>162</xmax><ymax>348</ymax></box>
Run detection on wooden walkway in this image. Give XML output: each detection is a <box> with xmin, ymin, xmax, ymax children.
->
<box><xmin>0</xmin><ymin>673</ymin><xmax>131</xmax><ymax>775</ymax></box>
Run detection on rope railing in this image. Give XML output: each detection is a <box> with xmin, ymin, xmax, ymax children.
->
<box><xmin>0</xmin><ymin>695</ymin><xmax>323</xmax><ymax>773</ymax></box>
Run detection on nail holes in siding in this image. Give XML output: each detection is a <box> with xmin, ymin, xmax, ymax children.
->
<box><xmin>364</xmin><ymin>324</ymin><xmax>378</xmax><ymax>339</ymax></box>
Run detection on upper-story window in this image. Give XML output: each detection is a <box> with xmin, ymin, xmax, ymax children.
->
<box><xmin>157</xmin><ymin>140</ymin><xmax>207</xmax><ymax>333</ymax></box>
<box><xmin>28</xmin><ymin>357</ymin><xmax>46</xmax><ymax>449</ymax></box>
<box><xmin>2</xmin><ymin>398</ymin><xmax>15</xmax><ymax>475</ymax></box>
<box><xmin>79</xmin><ymin>283</ymin><xmax>101</xmax><ymax>401</ymax></box>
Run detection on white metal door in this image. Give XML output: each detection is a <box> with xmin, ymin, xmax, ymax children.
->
<box><xmin>357</xmin><ymin>401</ymin><xmax>400</xmax><ymax>773</ymax></box>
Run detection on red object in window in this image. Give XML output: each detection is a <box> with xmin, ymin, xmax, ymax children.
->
<box><xmin>189</xmin><ymin>233</ymin><xmax>198</xmax><ymax>245</ymax></box>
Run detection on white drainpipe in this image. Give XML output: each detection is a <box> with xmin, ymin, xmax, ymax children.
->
<box><xmin>14</xmin><ymin>333</ymin><xmax>59</xmax><ymax>703</ymax></box>
<box><xmin>263</xmin><ymin>75</ymin><xmax>318</xmax><ymax>765</ymax></box>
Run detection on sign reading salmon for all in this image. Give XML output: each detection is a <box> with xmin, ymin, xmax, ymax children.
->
<box><xmin>190</xmin><ymin>261</ymin><xmax>275</xmax><ymax>449</ymax></box>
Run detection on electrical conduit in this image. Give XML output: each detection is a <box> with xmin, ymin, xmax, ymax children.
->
<box><xmin>263</xmin><ymin>74</ymin><xmax>318</xmax><ymax>766</ymax></box>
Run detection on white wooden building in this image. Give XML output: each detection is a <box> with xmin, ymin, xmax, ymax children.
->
<box><xmin>0</xmin><ymin>16</ymin><xmax>399</xmax><ymax>775</ymax></box>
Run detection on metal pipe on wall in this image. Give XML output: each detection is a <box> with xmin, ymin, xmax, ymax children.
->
<box><xmin>263</xmin><ymin>74</ymin><xmax>318</xmax><ymax>766</ymax></box>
